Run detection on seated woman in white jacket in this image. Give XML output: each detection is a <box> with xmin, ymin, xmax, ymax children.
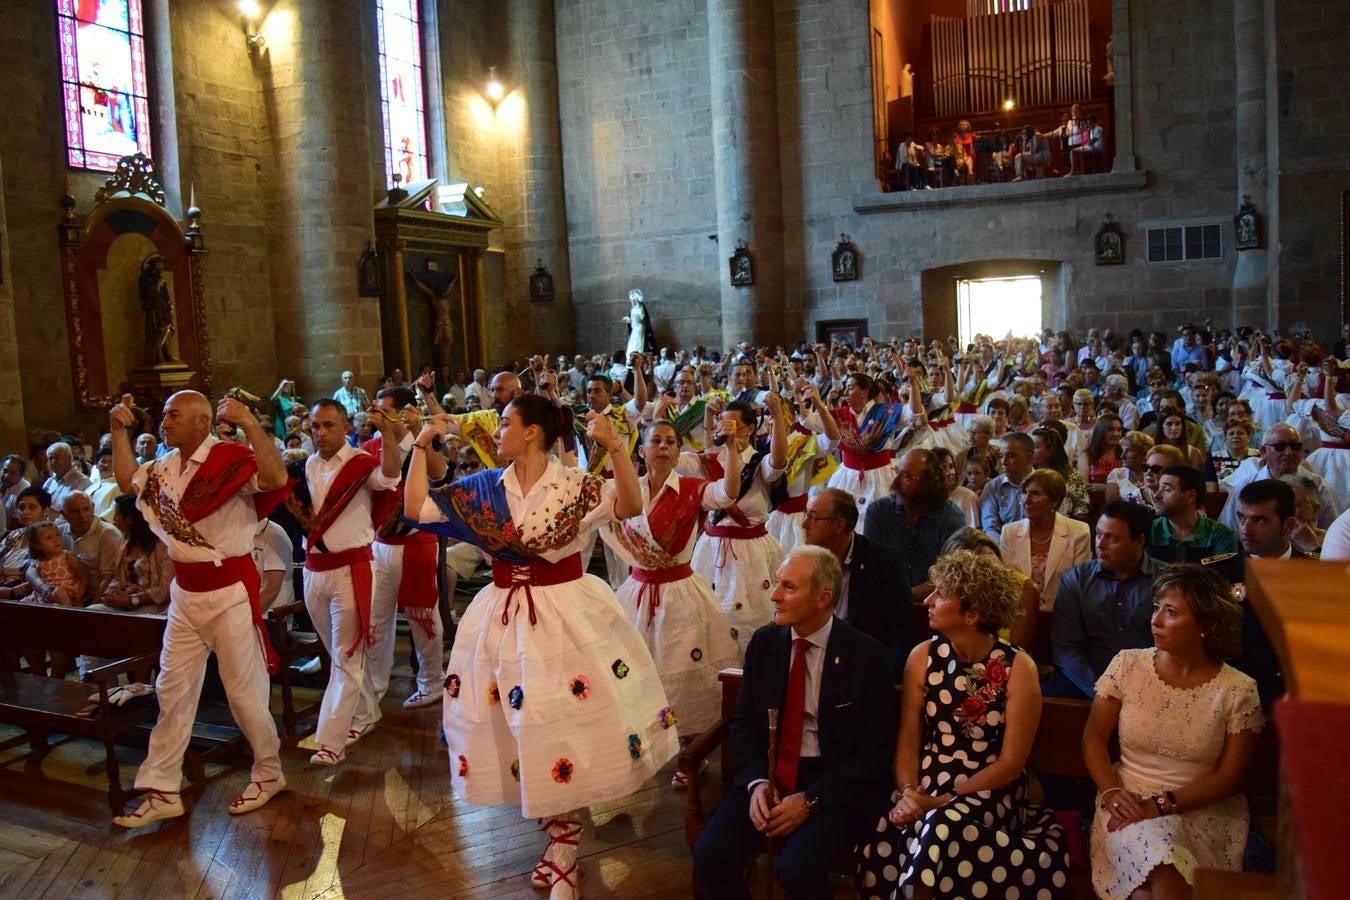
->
<box><xmin>999</xmin><ymin>468</ymin><xmax>1091</xmax><ymax>611</ymax></box>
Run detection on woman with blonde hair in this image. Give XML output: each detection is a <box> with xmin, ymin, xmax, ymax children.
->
<box><xmin>857</xmin><ymin>549</ymin><xmax>1067</xmax><ymax>898</ymax></box>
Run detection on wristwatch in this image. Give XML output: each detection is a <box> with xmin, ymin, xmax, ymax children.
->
<box><xmin>803</xmin><ymin>792</ymin><xmax>821</xmax><ymax>817</ymax></box>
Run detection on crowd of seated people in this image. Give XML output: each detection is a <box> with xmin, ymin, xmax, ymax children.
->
<box><xmin>886</xmin><ymin>102</ymin><xmax>1109</xmax><ymax>190</ymax></box>
<box><xmin>2</xmin><ymin>316</ymin><xmax>1349</xmax><ymax>898</ymax></box>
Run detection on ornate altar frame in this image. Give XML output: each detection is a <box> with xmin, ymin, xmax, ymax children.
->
<box><xmin>58</xmin><ymin>153</ymin><xmax>210</xmax><ymax>410</ymax></box>
<box><xmin>374</xmin><ymin>181</ymin><xmax>501</xmax><ymax>379</ymax></box>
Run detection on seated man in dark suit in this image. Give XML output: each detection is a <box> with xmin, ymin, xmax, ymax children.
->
<box><xmin>693</xmin><ymin>545</ymin><xmax>898</xmax><ymax>900</ymax></box>
<box><xmin>802</xmin><ymin>486</ymin><xmax>923</xmax><ymax>679</ymax></box>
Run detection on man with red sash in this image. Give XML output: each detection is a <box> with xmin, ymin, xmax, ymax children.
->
<box><xmin>108</xmin><ymin>390</ymin><xmax>293</xmax><ymax>827</ymax></box>
<box><xmin>362</xmin><ymin>386</ymin><xmax>449</xmax><ymax>711</ymax></box>
<box><xmin>288</xmin><ymin>399</ymin><xmax>402</xmax><ymax>766</ymax></box>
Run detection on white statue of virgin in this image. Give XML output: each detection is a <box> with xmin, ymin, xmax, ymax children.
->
<box><xmin>622</xmin><ymin>289</ymin><xmax>653</xmax><ymax>358</ymax></box>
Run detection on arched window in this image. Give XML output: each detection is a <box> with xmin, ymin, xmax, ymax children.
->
<box><xmin>57</xmin><ymin>0</ymin><xmax>153</xmax><ymax>171</ymax></box>
<box><xmin>375</xmin><ymin>0</ymin><xmax>428</xmax><ymax>189</ymax></box>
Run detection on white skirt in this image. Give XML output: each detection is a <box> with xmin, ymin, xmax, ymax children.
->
<box><xmin>441</xmin><ymin>572</ymin><xmax>678</xmax><ymax>818</ymax></box>
<box><xmin>615</xmin><ymin>569</ymin><xmax>740</xmax><ymax>733</ymax></box>
<box><xmin>765</xmin><ymin>508</ymin><xmax>805</xmax><ymax>555</ymax></box>
<box><xmin>690</xmin><ymin>530</ymin><xmax>784</xmax><ymax>654</ymax></box>
<box><xmin>1306</xmin><ymin>447</ymin><xmax>1350</xmax><ymax>503</ymax></box>
<box><xmin>827</xmin><ymin>462</ymin><xmax>897</xmax><ymax>533</ymax></box>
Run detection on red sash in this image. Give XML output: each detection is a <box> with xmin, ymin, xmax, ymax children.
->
<box><xmin>174</xmin><ymin>556</ymin><xmax>279</xmax><ymax>676</ymax></box>
<box><xmin>956</xmin><ymin>404</ymin><xmax>978</xmax><ymax>415</ymax></box>
<box><xmin>306</xmin><ymin>545</ymin><xmax>376</xmax><ymax>657</ymax></box>
<box><xmin>775</xmin><ymin>493</ymin><xmax>808</xmax><ymax>514</ymax></box>
<box><xmin>1318</xmin><ymin>440</ymin><xmax>1350</xmax><ymax>450</ymax></box>
<box><xmin>376</xmin><ymin>533</ymin><xmax>439</xmax><ymax>638</ymax></box>
<box><xmin>646</xmin><ymin>476</ymin><xmax>707</xmax><ymax>558</ymax></box>
<box><xmin>490</xmin><ymin>553</ymin><xmax>584</xmax><ymax>626</ymax></box>
<box><xmin>177</xmin><ymin>442</ymin><xmax>260</xmax><ymax>522</ymax></box>
<box><xmin>363</xmin><ymin>436</ymin><xmax>439</xmax><ymax>637</ymax></box>
<box><xmin>288</xmin><ymin>451</ymin><xmax>382</xmax><ymax>547</ymax></box>
<box><xmin>840</xmin><ymin>447</ymin><xmax>894</xmax><ymax>472</ymax></box>
<box><xmin>630</xmin><ymin>563</ymin><xmax>694</xmax><ymax>629</ymax></box>
<box><xmin>703</xmin><ymin>522</ymin><xmax>768</xmax><ymax>571</ymax></box>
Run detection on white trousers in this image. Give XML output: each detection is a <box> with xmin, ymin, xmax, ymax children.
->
<box><xmin>135</xmin><ymin>581</ymin><xmax>281</xmax><ymax>792</ymax></box>
<box><xmin>304</xmin><ymin>561</ymin><xmax>377</xmax><ymax>750</ymax></box>
<box><xmin>367</xmin><ymin>541</ymin><xmax>445</xmax><ymax>700</ymax></box>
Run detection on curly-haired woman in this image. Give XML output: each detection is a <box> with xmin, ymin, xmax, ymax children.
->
<box><xmin>1084</xmin><ymin>564</ymin><xmax>1263</xmax><ymax>899</ymax></box>
<box><xmin>856</xmin><ymin>550</ymin><xmax>1068</xmax><ymax>899</ymax></box>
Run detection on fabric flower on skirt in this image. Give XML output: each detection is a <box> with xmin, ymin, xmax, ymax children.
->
<box><xmin>552</xmin><ymin>758</ymin><xmax>574</xmax><ymax>783</ymax></box>
<box><xmin>761</xmin><ymin>579</ymin><xmax>770</xmax><ymax>590</ymax></box>
<box><xmin>487</xmin><ymin>683</ymin><xmax>501</xmax><ymax>704</ymax></box>
<box><xmin>457</xmin><ymin>755</ymin><xmax>468</xmax><ymax>777</ymax></box>
<box><xmin>628</xmin><ymin>734</ymin><xmax>643</xmax><ymax>759</ymax></box>
<box><xmin>690</xmin><ymin>648</ymin><xmax>703</xmax><ymax>662</ymax></box>
<box><xmin>508</xmin><ymin>685</ymin><xmax>524</xmax><ymax>710</ymax></box>
<box><xmin>510</xmin><ymin>759</ymin><xmax>521</xmax><ymax>782</ymax></box>
<box><xmin>658</xmin><ymin>706</ymin><xmax>678</xmax><ymax>729</ymax></box>
<box><xmin>444</xmin><ymin>673</ymin><xmax>461</xmax><ymax>698</ymax></box>
<box><xmin>611</xmin><ymin>658</ymin><xmax>629</xmax><ymax>679</ymax></box>
<box><xmin>570</xmin><ymin>675</ymin><xmax>591</xmax><ymax>700</ymax></box>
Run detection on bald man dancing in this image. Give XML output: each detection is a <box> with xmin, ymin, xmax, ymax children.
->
<box><xmin>108</xmin><ymin>391</ymin><xmax>292</xmax><ymax>827</ymax></box>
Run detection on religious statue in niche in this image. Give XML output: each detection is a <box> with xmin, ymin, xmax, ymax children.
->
<box><xmin>832</xmin><ymin>234</ymin><xmax>860</xmax><ymax>282</ymax></box>
<box><xmin>623</xmin><ymin>289</ymin><xmax>655</xmax><ymax>356</ymax></box>
<box><xmin>139</xmin><ymin>253</ymin><xmax>181</xmax><ymax>365</ymax></box>
<box><xmin>730</xmin><ymin>243</ymin><xmax>754</xmax><ymax>287</ymax></box>
<box><xmin>411</xmin><ymin>272</ymin><xmax>459</xmax><ymax>349</ymax></box>
<box><xmin>1095</xmin><ymin>218</ymin><xmax>1124</xmax><ymax>265</ymax></box>
<box><xmin>1234</xmin><ymin>197</ymin><xmax>1260</xmax><ymax>251</ymax></box>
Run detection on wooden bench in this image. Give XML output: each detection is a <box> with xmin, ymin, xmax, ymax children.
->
<box><xmin>0</xmin><ymin>600</ymin><xmax>166</xmax><ymax>813</ymax></box>
<box><xmin>680</xmin><ymin>670</ymin><xmax>1281</xmax><ymax>898</ymax></box>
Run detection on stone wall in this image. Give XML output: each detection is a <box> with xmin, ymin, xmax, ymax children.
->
<box><xmin>1272</xmin><ymin>0</ymin><xmax>1350</xmax><ymax>336</ymax></box>
<box><xmin>555</xmin><ymin>0</ymin><xmax>724</xmax><ymax>357</ymax></box>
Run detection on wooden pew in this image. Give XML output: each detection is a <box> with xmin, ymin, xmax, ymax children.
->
<box><xmin>0</xmin><ymin>601</ymin><xmax>165</xmax><ymax>813</ymax></box>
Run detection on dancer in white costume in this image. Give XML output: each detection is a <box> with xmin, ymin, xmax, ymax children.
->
<box><xmin>405</xmin><ymin>394</ymin><xmax>676</xmax><ymax>900</ymax></box>
<box><xmin>765</xmin><ymin>377</ymin><xmax>840</xmax><ymax>554</ymax></box>
<box><xmin>600</xmin><ymin>419</ymin><xmax>741</xmax><ymax>787</ymax></box>
<box><xmin>818</xmin><ymin>371</ymin><xmax>917</xmax><ymax>530</ymax></box>
<box><xmin>681</xmin><ymin>394</ymin><xmax>789</xmax><ymax>655</ymax></box>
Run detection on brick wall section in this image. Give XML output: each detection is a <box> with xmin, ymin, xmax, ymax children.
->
<box><xmin>0</xmin><ymin>149</ymin><xmax>25</xmax><ymax>451</ymax></box>
<box><xmin>555</xmin><ymin>0</ymin><xmax>724</xmax><ymax>356</ymax></box>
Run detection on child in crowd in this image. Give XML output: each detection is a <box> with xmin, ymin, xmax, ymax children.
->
<box><xmin>25</xmin><ymin>521</ymin><xmax>87</xmax><ymax>606</ymax></box>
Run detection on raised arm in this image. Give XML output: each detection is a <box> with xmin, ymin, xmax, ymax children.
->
<box><xmin>407</xmin><ymin>415</ymin><xmax>454</xmax><ymax>521</ymax></box>
<box><xmin>109</xmin><ymin>395</ymin><xmax>141</xmax><ymax>494</ymax></box>
<box><xmin>764</xmin><ymin>391</ymin><xmax>789</xmax><ymax>471</ymax></box>
<box><xmin>590</xmin><ymin>411</ymin><xmax>642</xmax><ymax>518</ymax></box>
<box><xmin>219</xmin><ymin>396</ymin><xmax>287</xmax><ymax>490</ymax></box>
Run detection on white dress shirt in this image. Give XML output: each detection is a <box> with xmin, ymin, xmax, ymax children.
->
<box><xmin>132</xmin><ymin>436</ymin><xmax>260</xmax><ymax>563</ymax></box>
<box><xmin>302</xmin><ymin>443</ymin><xmax>400</xmax><ymax>555</ymax></box>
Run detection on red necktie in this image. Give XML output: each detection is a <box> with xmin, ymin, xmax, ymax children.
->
<box><xmin>774</xmin><ymin>638</ymin><xmax>809</xmax><ymax>795</ymax></box>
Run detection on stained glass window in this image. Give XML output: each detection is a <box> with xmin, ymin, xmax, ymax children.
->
<box><xmin>376</xmin><ymin>0</ymin><xmax>428</xmax><ymax>189</ymax></box>
<box><xmin>57</xmin><ymin>0</ymin><xmax>153</xmax><ymax>171</ymax></box>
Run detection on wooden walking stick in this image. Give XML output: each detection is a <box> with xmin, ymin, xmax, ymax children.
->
<box><xmin>764</xmin><ymin>707</ymin><xmax>779</xmax><ymax>900</ymax></box>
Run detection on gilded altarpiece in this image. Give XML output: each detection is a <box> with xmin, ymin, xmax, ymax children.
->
<box><xmin>374</xmin><ymin>181</ymin><xmax>501</xmax><ymax>380</ymax></box>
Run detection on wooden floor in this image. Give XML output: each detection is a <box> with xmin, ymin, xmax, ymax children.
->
<box><xmin>0</xmin><ymin>634</ymin><xmax>845</xmax><ymax>900</ymax></box>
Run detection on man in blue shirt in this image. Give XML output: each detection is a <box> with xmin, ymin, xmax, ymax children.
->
<box><xmin>979</xmin><ymin>432</ymin><xmax>1034</xmax><ymax>542</ymax></box>
<box><xmin>1169</xmin><ymin>323</ymin><xmax>1208</xmax><ymax>373</ymax></box>
<box><xmin>1048</xmin><ymin>500</ymin><xmax>1157</xmax><ymax>699</ymax></box>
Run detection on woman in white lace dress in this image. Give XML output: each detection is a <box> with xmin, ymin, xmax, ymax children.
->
<box><xmin>1083</xmin><ymin>564</ymin><xmax>1264</xmax><ymax>900</ymax></box>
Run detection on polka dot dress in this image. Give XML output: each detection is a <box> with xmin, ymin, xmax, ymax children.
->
<box><xmin>855</xmin><ymin>636</ymin><xmax>1069</xmax><ymax>899</ymax></box>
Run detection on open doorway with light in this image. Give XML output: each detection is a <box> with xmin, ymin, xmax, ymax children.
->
<box><xmin>955</xmin><ymin>274</ymin><xmax>1043</xmax><ymax>350</ymax></box>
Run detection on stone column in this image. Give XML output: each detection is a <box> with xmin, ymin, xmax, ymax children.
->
<box><xmin>708</xmin><ymin>0</ymin><xmax>785</xmax><ymax>347</ymax></box>
<box><xmin>0</xmin><ymin>147</ymin><xmax>26</xmax><ymax>450</ymax></box>
<box><xmin>1108</xmin><ymin>0</ymin><xmax>1137</xmax><ymax>173</ymax></box>
<box><xmin>1230</xmin><ymin>0</ymin><xmax>1271</xmax><ymax>325</ymax></box>
<box><xmin>259</xmin><ymin>0</ymin><xmax>384</xmax><ymax>395</ymax></box>
<box><xmin>496</xmin><ymin>0</ymin><xmax>574</xmax><ymax>362</ymax></box>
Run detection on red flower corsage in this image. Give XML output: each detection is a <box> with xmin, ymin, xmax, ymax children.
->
<box><xmin>984</xmin><ymin>657</ymin><xmax>1008</xmax><ymax>686</ymax></box>
<box><xmin>570</xmin><ymin>675</ymin><xmax>591</xmax><ymax>699</ymax></box>
<box><xmin>552</xmin><ymin>757</ymin><xmax>574</xmax><ymax>783</ymax></box>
